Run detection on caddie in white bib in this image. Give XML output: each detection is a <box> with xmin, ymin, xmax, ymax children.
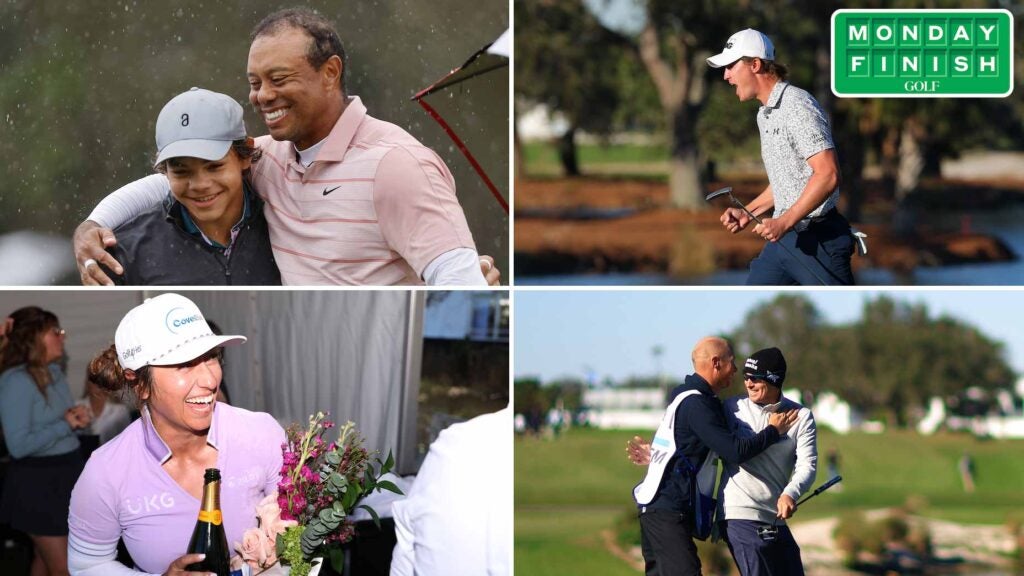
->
<box><xmin>633</xmin><ymin>390</ymin><xmax>719</xmax><ymax>540</ymax></box>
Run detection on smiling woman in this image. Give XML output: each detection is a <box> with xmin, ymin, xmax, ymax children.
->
<box><xmin>67</xmin><ymin>293</ymin><xmax>286</xmax><ymax>575</ymax></box>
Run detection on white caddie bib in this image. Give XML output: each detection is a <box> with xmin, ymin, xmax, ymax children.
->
<box><xmin>633</xmin><ymin>389</ymin><xmax>718</xmax><ymax>511</ymax></box>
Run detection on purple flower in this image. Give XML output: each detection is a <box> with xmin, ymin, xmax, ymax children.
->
<box><xmin>300</xmin><ymin>465</ymin><xmax>317</xmax><ymax>483</ymax></box>
<box><xmin>283</xmin><ymin>451</ymin><xmax>299</xmax><ymax>467</ymax></box>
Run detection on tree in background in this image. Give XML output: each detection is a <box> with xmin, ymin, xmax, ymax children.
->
<box><xmin>728</xmin><ymin>294</ymin><xmax>1015</xmax><ymax>427</ymax></box>
<box><xmin>632</xmin><ymin>0</ymin><xmax>750</xmax><ymax>208</ymax></box>
<box><xmin>515</xmin><ymin>0</ymin><xmax>633</xmax><ymax>176</ymax></box>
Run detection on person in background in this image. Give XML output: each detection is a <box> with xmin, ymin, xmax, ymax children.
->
<box><xmin>390</xmin><ymin>407</ymin><xmax>512</xmax><ymax>576</ymax></box>
<box><xmin>826</xmin><ymin>447</ymin><xmax>842</xmax><ymax>491</ymax></box>
<box><xmin>75</xmin><ymin>374</ymin><xmax>132</xmax><ymax>454</ymax></box>
<box><xmin>0</xmin><ymin>307</ymin><xmax>91</xmax><ymax>576</ymax></box>
<box><xmin>958</xmin><ymin>452</ymin><xmax>975</xmax><ymax>493</ymax></box>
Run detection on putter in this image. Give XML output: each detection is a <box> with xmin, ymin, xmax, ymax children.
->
<box><xmin>757</xmin><ymin>475</ymin><xmax>843</xmax><ymax>542</ymax></box>
<box><xmin>705</xmin><ymin>187</ymin><xmax>831</xmax><ymax>286</ymax></box>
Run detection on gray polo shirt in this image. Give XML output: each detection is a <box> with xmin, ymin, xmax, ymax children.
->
<box><xmin>757</xmin><ymin>81</ymin><xmax>839</xmax><ymax>226</ymax></box>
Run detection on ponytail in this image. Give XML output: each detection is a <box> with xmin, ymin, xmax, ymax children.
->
<box><xmin>88</xmin><ymin>344</ymin><xmax>150</xmax><ymax>408</ymax></box>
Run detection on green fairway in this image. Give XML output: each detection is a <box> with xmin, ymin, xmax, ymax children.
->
<box><xmin>516</xmin><ymin>426</ymin><xmax>1024</xmax><ymax>572</ymax></box>
<box><xmin>516</xmin><ymin>507</ymin><xmax>638</xmax><ymax>576</ymax></box>
<box><xmin>520</xmin><ymin>142</ymin><xmax>669</xmax><ymax>177</ymax></box>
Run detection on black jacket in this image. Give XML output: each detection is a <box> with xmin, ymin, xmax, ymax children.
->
<box><xmin>105</xmin><ymin>187</ymin><xmax>281</xmax><ymax>285</ymax></box>
<box><xmin>645</xmin><ymin>374</ymin><xmax>780</xmax><ymax>513</ymax></box>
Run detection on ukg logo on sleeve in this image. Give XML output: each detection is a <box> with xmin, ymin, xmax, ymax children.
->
<box><xmin>832</xmin><ymin>9</ymin><xmax>1014</xmax><ymax>97</ymax></box>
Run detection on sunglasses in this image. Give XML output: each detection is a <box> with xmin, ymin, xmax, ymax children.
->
<box><xmin>744</xmin><ymin>374</ymin><xmax>769</xmax><ymax>383</ymax></box>
<box><xmin>51</xmin><ymin>327</ymin><xmax>67</xmax><ymax>337</ymax></box>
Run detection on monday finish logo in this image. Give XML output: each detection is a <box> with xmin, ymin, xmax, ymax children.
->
<box><xmin>832</xmin><ymin>9</ymin><xmax>1014</xmax><ymax>97</ymax></box>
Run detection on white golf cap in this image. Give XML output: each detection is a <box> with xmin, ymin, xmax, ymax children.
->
<box><xmin>115</xmin><ymin>293</ymin><xmax>246</xmax><ymax>371</ymax></box>
<box><xmin>154</xmin><ymin>87</ymin><xmax>246</xmax><ymax>167</ymax></box>
<box><xmin>707</xmin><ymin>29</ymin><xmax>775</xmax><ymax>68</ymax></box>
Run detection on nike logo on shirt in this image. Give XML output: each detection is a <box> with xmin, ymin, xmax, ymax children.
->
<box><xmin>323</xmin><ymin>186</ymin><xmax>341</xmax><ymax>196</ymax></box>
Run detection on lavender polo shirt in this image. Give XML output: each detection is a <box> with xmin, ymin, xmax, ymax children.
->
<box><xmin>69</xmin><ymin>402</ymin><xmax>284</xmax><ymax>573</ymax></box>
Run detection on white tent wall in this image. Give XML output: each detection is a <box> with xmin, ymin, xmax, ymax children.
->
<box><xmin>0</xmin><ymin>290</ymin><xmax>424</xmax><ymax>475</ymax></box>
<box><xmin>187</xmin><ymin>291</ymin><xmax>422</xmax><ymax>474</ymax></box>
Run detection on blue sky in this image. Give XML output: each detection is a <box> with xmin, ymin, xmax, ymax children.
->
<box><xmin>581</xmin><ymin>0</ymin><xmax>644</xmax><ymax>34</ymax></box>
<box><xmin>514</xmin><ymin>289</ymin><xmax>1024</xmax><ymax>383</ymax></box>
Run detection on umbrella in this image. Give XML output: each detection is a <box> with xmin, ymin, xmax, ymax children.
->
<box><xmin>412</xmin><ymin>29</ymin><xmax>509</xmax><ymax>213</ymax></box>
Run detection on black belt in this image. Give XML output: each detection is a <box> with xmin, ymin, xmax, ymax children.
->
<box><xmin>795</xmin><ymin>207</ymin><xmax>839</xmax><ymax>231</ymax></box>
<box><xmin>802</xmin><ymin>207</ymin><xmax>838</xmax><ymax>225</ymax></box>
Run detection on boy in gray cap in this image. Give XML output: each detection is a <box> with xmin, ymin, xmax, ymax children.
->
<box><xmin>708</xmin><ymin>29</ymin><xmax>855</xmax><ymax>285</ymax></box>
<box><xmin>99</xmin><ymin>87</ymin><xmax>280</xmax><ymax>285</ymax></box>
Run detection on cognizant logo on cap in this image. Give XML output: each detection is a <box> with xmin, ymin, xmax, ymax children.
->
<box><xmin>832</xmin><ymin>9</ymin><xmax>1014</xmax><ymax>97</ymax></box>
<box><xmin>165</xmin><ymin>307</ymin><xmax>202</xmax><ymax>334</ymax></box>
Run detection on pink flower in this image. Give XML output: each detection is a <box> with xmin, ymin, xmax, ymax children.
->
<box><xmin>300</xmin><ymin>465</ymin><xmax>317</xmax><ymax>483</ymax></box>
<box><xmin>255</xmin><ymin>492</ymin><xmax>297</xmax><ymax>546</ymax></box>
<box><xmin>283</xmin><ymin>451</ymin><xmax>299</xmax><ymax>467</ymax></box>
<box><xmin>255</xmin><ymin>493</ymin><xmax>283</xmax><ymax>528</ymax></box>
<box><xmin>236</xmin><ymin>528</ymin><xmax>272</xmax><ymax>568</ymax></box>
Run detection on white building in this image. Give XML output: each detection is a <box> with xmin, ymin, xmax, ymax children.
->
<box><xmin>424</xmin><ymin>292</ymin><xmax>509</xmax><ymax>342</ymax></box>
<box><xmin>583</xmin><ymin>387</ymin><xmax>665</xmax><ymax>429</ymax></box>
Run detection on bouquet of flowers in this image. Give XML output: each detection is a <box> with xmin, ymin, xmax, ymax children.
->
<box><xmin>236</xmin><ymin>412</ymin><xmax>401</xmax><ymax>576</ymax></box>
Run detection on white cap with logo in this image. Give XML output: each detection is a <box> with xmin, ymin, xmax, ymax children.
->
<box><xmin>707</xmin><ymin>29</ymin><xmax>775</xmax><ymax>68</ymax></box>
<box><xmin>154</xmin><ymin>87</ymin><xmax>247</xmax><ymax>167</ymax></box>
<box><xmin>115</xmin><ymin>293</ymin><xmax>246</xmax><ymax>371</ymax></box>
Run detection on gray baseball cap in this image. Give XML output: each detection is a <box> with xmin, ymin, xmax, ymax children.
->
<box><xmin>154</xmin><ymin>87</ymin><xmax>246</xmax><ymax>167</ymax></box>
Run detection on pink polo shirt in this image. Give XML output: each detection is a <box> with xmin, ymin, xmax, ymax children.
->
<box><xmin>251</xmin><ymin>96</ymin><xmax>477</xmax><ymax>285</ymax></box>
<box><xmin>68</xmin><ymin>403</ymin><xmax>284</xmax><ymax>573</ymax></box>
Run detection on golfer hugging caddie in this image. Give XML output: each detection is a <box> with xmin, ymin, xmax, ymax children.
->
<box><xmin>709</xmin><ymin>29</ymin><xmax>856</xmax><ymax>286</ymax></box>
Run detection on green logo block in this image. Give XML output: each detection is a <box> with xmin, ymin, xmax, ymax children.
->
<box><xmin>832</xmin><ymin>9</ymin><xmax>1014</xmax><ymax>97</ymax></box>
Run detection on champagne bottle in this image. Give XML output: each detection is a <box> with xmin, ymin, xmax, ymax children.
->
<box><xmin>185</xmin><ymin>468</ymin><xmax>231</xmax><ymax>575</ymax></box>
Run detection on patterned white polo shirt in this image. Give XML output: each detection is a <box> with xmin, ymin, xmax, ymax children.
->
<box><xmin>757</xmin><ymin>81</ymin><xmax>839</xmax><ymax>226</ymax></box>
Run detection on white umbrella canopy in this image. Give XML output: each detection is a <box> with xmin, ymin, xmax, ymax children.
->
<box><xmin>415</xmin><ymin>28</ymin><xmax>510</xmax><ymax>98</ymax></box>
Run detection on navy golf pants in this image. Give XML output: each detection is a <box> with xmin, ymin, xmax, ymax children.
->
<box><xmin>639</xmin><ymin>509</ymin><xmax>701</xmax><ymax>576</ymax></box>
<box><xmin>724</xmin><ymin>519</ymin><xmax>805</xmax><ymax>576</ymax></box>
<box><xmin>746</xmin><ymin>210</ymin><xmax>855</xmax><ymax>286</ymax></box>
